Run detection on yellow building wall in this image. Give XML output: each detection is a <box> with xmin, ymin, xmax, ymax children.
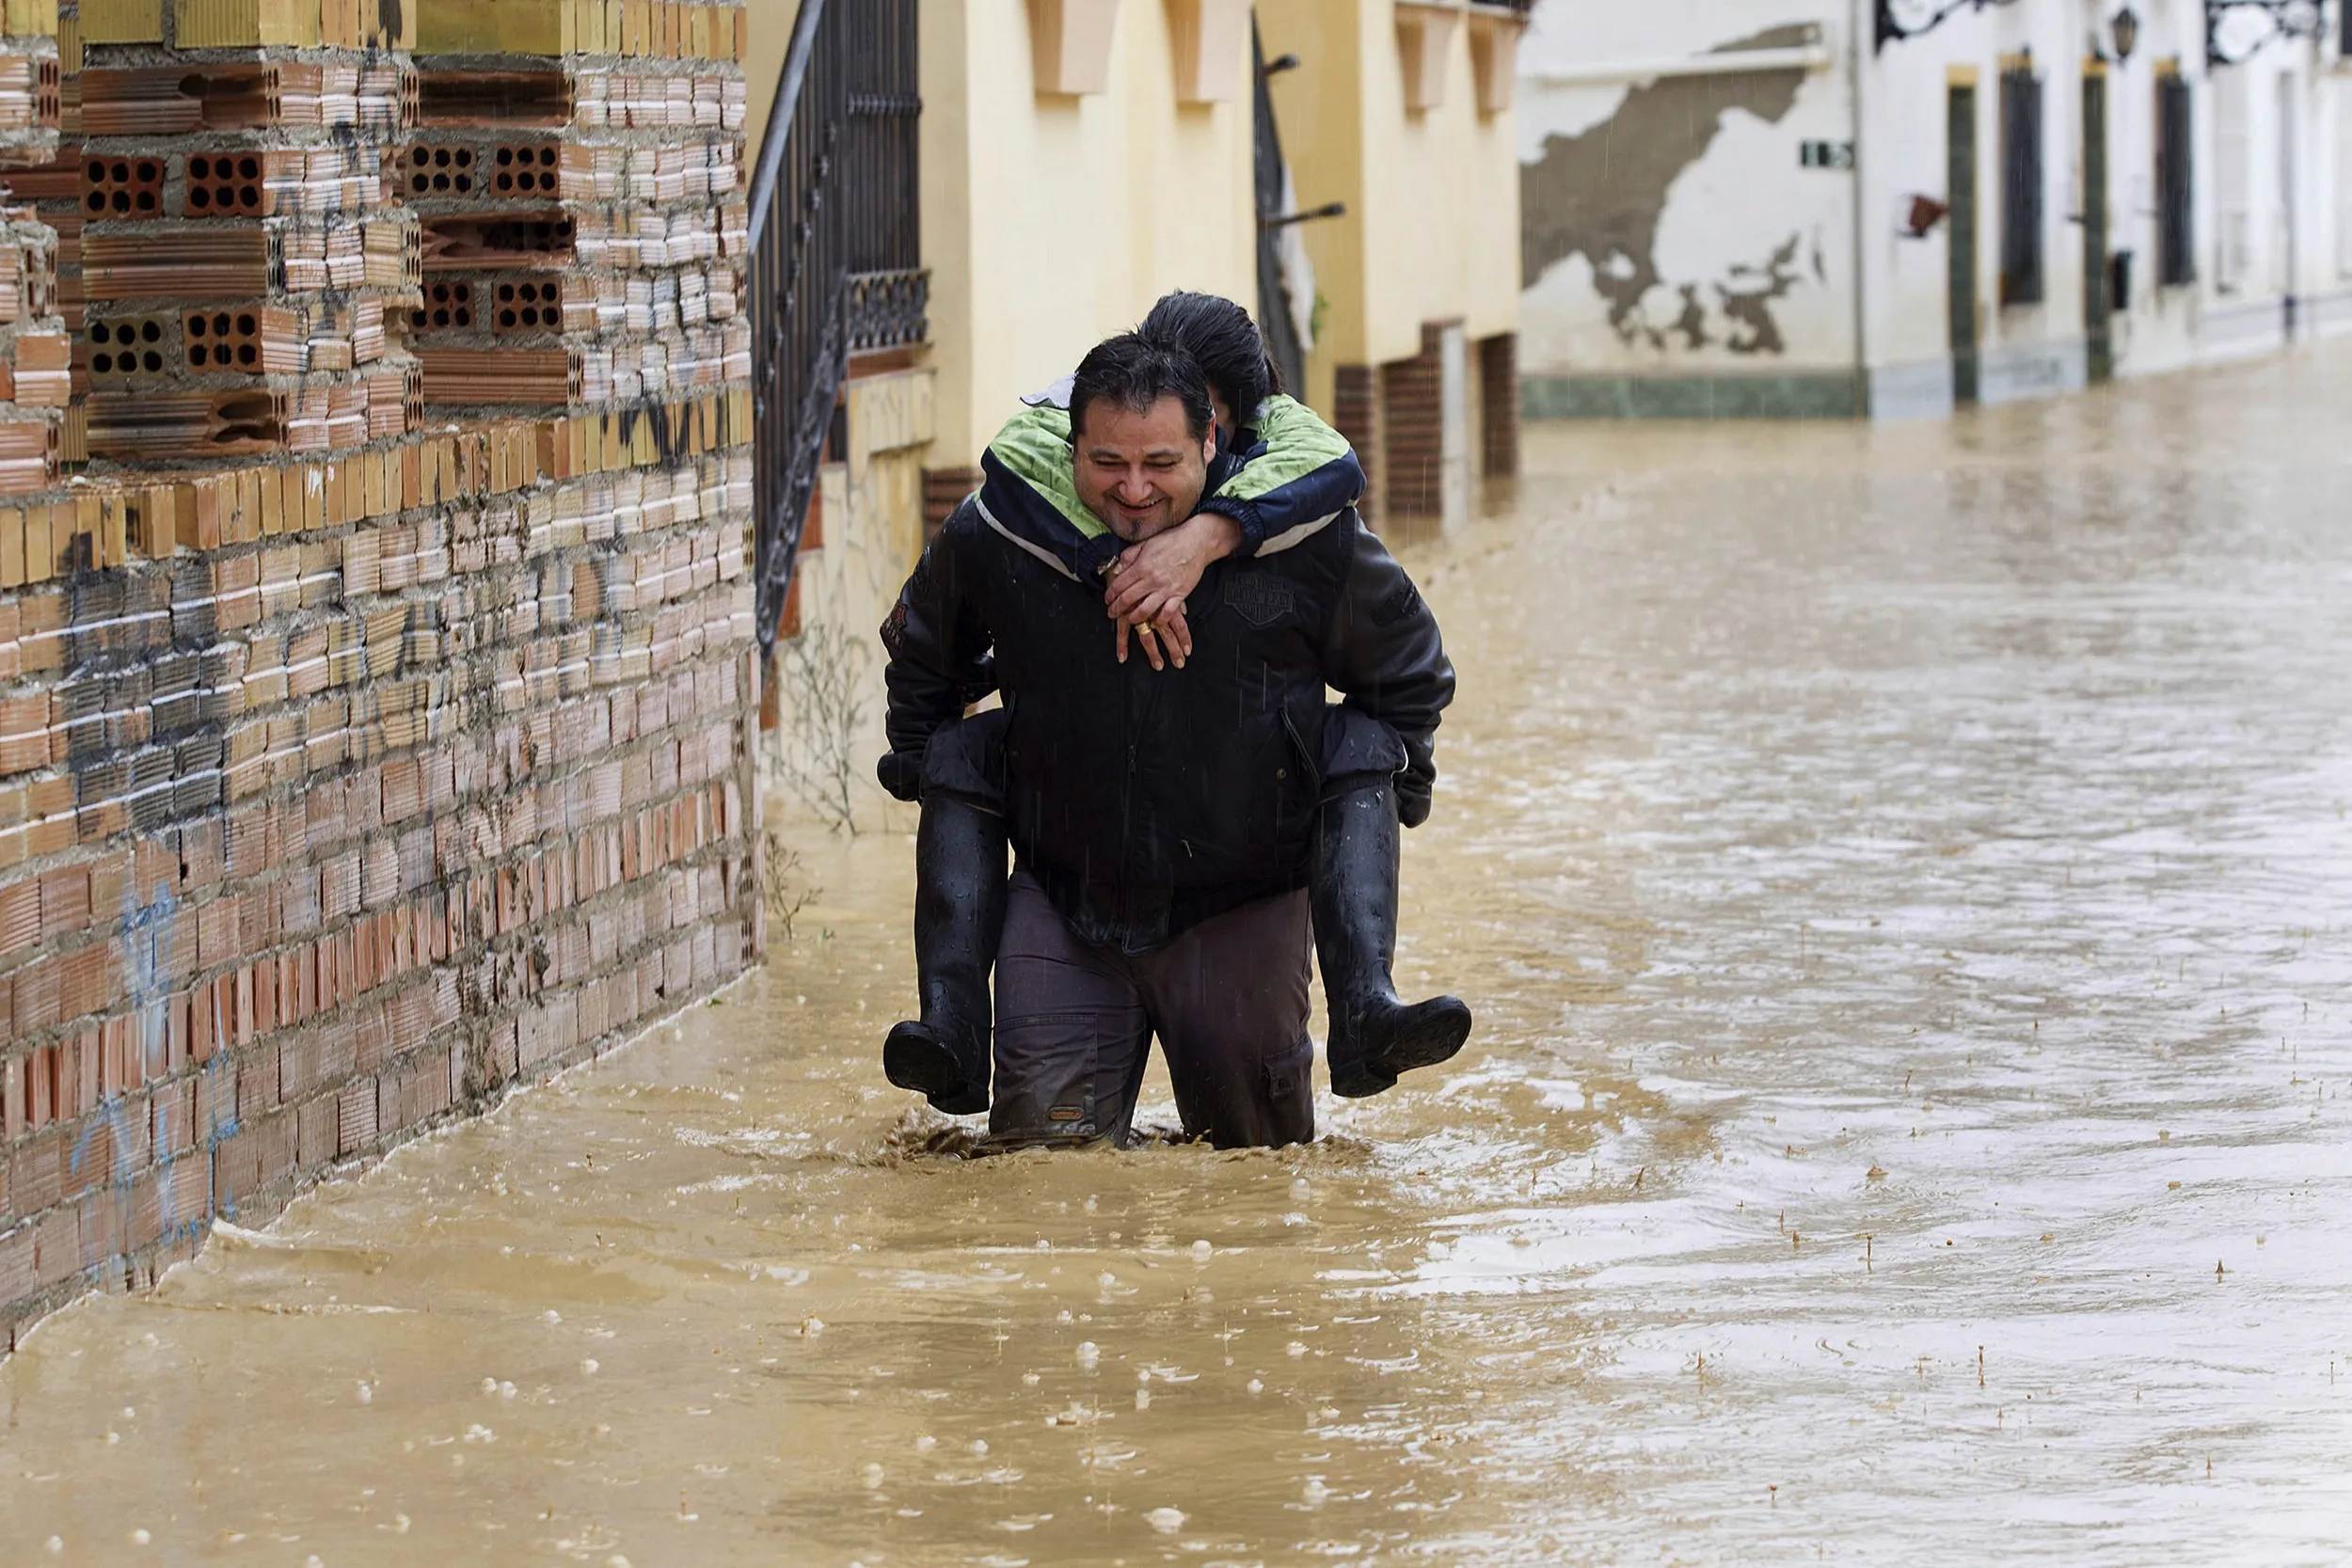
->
<box><xmin>1261</xmin><ymin>0</ymin><xmax>1520</xmax><ymax>411</ymax></box>
<box><xmin>922</xmin><ymin>0</ymin><xmax>1259</xmax><ymax>467</ymax></box>
<box><xmin>768</xmin><ymin>369</ymin><xmax>936</xmax><ymax>833</ymax></box>
<box><xmin>743</xmin><ymin>0</ymin><xmax>802</xmax><ymax>166</ymax></box>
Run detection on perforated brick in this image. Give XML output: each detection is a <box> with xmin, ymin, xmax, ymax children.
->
<box><xmin>489</xmin><ymin>143</ymin><xmax>560</xmax><ymax>198</ymax></box>
<box><xmin>181</xmin><ymin>308</ymin><xmax>263</xmax><ymax>373</ymax></box>
<box><xmin>183</xmin><ymin>150</ymin><xmax>268</xmax><ymax>217</ymax></box>
<box><xmin>404</xmin><ymin>142</ymin><xmax>480</xmax><ymax>198</ymax></box>
<box><xmin>411</xmin><ymin>278</ymin><xmax>473</xmax><ymax>333</ymax></box>
<box><xmin>83</xmin><ymin>155</ymin><xmax>163</xmax><ymax>218</ymax></box>
<box><xmin>86</xmin><ymin>314</ymin><xmax>177</xmax><ymax>382</ymax></box>
<box><xmin>492</xmin><ymin>277</ymin><xmax>562</xmax><ymax>334</ymax></box>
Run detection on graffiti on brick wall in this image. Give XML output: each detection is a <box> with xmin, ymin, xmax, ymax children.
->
<box><xmin>1519</xmin><ymin>25</ymin><xmax>1815</xmax><ymax>356</ymax></box>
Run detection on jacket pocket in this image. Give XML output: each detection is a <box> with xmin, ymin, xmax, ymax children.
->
<box><xmin>1270</xmin><ymin>705</ymin><xmax>1321</xmax><ymax>849</ymax></box>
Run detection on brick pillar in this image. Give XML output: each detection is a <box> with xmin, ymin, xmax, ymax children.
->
<box><xmin>922</xmin><ymin>463</ymin><xmax>979</xmax><ymax>546</ymax></box>
<box><xmin>1331</xmin><ymin>363</ymin><xmax>1377</xmax><ymax>526</ymax></box>
<box><xmin>1376</xmin><ymin>321</ymin><xmax>1470</xmax><ymax>529</ymax></box>
<box><xmin>1378</xmin><ymin>341</ymin><xmax>1443</xmax><ymax>518</ymax></box>
<box><xmin>1478</xmin><ymin>330</ymin><xmax>1518</xmax><ymax>479</ymax></box>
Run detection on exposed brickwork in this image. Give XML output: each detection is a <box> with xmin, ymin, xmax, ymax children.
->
<box><xmin>1377</xmin><ymin>325</ymin><xmax>1449</xmax><ymax>520</ymax></box>
<box><xmin>1477</xmin><ymin>330</ymin><xmax>1517</xmax><ymax>480</ymax></box>
<box><xmin>2</xmin><ymin>3</ymin><xmax>83</xmax><ymax>465</ymax></box>
<box><xmin>921</xmin><ymin>463</ymin><xmax>978</xmax><ymax>547</ymax></box>
<box><xmin>404</xmin><ymin>62</ymin><xmax>750</xmax><ymax>408</ymax></box>
<box><xmin>0</xmin><ymin>0</ymin><xmax>762</xmax><ymax>1353</ymax></box>
<box><xmin>0</xmin><ymin>0</ymin><xmax>64</xmax><ymax>492</ymax></box>
<box><xmin>1331</xmin><ymin>364</ymin><xmax>1377</xmax><ymax>527</ymax></box>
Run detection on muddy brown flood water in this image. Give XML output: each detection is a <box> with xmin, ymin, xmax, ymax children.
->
<box><xmin>8</xmin><ymin>349</ymin><xmax>2352</xmax><ymax>1565</ymax></box>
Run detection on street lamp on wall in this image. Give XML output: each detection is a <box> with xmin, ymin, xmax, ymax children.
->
<box><xmin>2110</xmin><ymin>4</ymin><xmax>2140</xmax><ymax>60</ymax></box>
<box><xmin>1875</xmin><ymin>0</ymin><xmax>2025</xmax><ymax>50</ymax></box>
<box><xmin>2205</xmin><ymin>0</ymin><xmax>2325</xmax><ymax>65</ymax></box>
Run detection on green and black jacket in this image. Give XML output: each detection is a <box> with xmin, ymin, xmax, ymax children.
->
<box><xmin>969</xmin><ymin>388</ymin><xmax>1370</xmax><ymax>581</ymax></box>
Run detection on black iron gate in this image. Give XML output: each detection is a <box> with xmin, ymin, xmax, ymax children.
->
<box><xmin>1251</xmin><ymin>24</ymin><xmax>1309</xmax><ymax>399</ymax></box>
<box><xmin>749</xmin><ymin>0</ymin><xmax>926</xmax><ymax>663</ymax></box>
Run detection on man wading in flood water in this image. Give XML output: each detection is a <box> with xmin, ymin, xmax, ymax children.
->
<box><xmin>876</xmin><ymin>328</ymin><xmax>1462</xmax><ymax>1148</ymax></box>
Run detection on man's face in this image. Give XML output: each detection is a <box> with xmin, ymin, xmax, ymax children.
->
<box><xmin>1072</xmin><ymin>395</ymin><xmax>1214</xmax><ymax>544</ymax></box>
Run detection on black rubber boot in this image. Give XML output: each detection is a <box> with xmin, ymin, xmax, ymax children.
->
<box><xmin>882</xmin><ymin>790</ymin><xmax>1006</xmax><ymax>1116</ymax></box>
<box><xmin>1312</xmin><ymin>779</ymin><xmax>1472</xmax><ymax>1099</ymax></box>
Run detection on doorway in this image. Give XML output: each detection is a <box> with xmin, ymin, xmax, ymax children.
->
<box><xmin>1948</xmin><ymin>72</ymin><xmax>1979</xmax><ymax>404</ymax></box>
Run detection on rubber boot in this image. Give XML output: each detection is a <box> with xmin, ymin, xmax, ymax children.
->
<box><xmin>882</xmin><ymin>790</ymin><xmax>1006</xmax><ymax>1116</ymax></box>
<box><xmin>1312</xmin><ymin>778</ymin><xmax>1471</xmax><ymax>1099</ymax></box>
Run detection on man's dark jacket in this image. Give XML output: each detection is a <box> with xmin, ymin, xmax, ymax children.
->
<box><xmin>878</xmin><ymin>497</ymin><xmax>1454</xmax><ymax>955</ymax></box>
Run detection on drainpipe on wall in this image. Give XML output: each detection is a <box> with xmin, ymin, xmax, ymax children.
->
<box><xmin>1848</xmin><ymin>0</ymin><xmax>1872</xmax><ymax>417</ymax></box>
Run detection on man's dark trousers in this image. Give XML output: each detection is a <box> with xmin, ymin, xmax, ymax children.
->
<box><xmin>990</xmin><ymin>868</ymin><xmax>1314</xmax><ymax>1148</ymax></box>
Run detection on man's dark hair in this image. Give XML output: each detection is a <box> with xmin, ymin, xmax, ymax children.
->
<box><xmin>1139</xmin><ymin>291</ymin><xmax>1279</xmax><ymax>418</ymax></box>
<box><xmin>1068</xmin><ymin>332</ymin><xmax>1216</xmax><ymax>444</ymax></box>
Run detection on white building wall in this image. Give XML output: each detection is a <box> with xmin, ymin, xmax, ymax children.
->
<box><xmin>1864</xmin><ymin>3</ymin><xmax>2038</xmax><ymax>413</ymax></box>
<box><xmin>1519</xmin><ymin>0</ymin><xmax>2352</xmax><ymax>420</ymax></box>
<box><xmin>1518</xmin><ymin>0</ymin><xmax>1864</xmax><ymax>417</ymax></box>
<box><xmin>2100</xmin><ymin>0</ymin><xmax>2206</xmax><ymax>380</ymax></box>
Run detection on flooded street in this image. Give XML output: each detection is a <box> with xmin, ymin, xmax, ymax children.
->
<box><xmin>8</xmin><ymin>347</ymin><xmax>2352</xmax><ymax>1565</ymax></box>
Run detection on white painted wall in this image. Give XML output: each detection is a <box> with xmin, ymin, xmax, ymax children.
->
<box><xmin>2095</xmin><ymin>0</ymin><xmax>2206</xmax><ymax>380</ymax></box>
<box><xmin>1518</xmin><ymin>0</ymin><xmax>2352</xmax><ymax>416</ymax></box>
<box><xmin>1518</xmin><ymin>0</ymin><xmax>1859</xmax><ymax>380</ymax></box>
<box><xmin>1858</xmin><ymin>0</ymin><xmax>2097</xmax><ymax>413</ymax></box>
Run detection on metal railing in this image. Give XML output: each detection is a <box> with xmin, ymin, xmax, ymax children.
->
<box><xmin>748</xmin><ymin>0</ymin><xmax>925</xmax><ymax>662</ymax></box>
<box><xmin>1252</xmin><ymin>27</ymin><xmax>1309</xmax><ymax>401</ymax></box>
<box><xmin>1254</xmin><ymin>28</ymin><xmax>1343</xmax><ymax>403</ymax></box>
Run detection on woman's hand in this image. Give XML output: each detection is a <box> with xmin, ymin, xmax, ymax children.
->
<box><xmin>1106</xmin><ymin>513</ymin><xmax>1242</xmax><ymax>670</ymax></box>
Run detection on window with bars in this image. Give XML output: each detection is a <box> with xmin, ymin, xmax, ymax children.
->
<box><xmin>2157</xmin><ymin>71</ymin><xmax>2195</xmax><ymax>286</ymax></box>
<box><xmin>1999</xmin><ymin>61</ymin><xmax>2044</xmax><ymax>307</ymax></box>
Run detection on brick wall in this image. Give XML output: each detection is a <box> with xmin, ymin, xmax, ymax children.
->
<box><xmin>1331</xmin><ymin>364</ymin><xmax>1377</xmax><ymax>527</ymax></box>
<box><xmin>1478</xmin><ymin>331</ymin><xmax>1517</xmax><ymax>480</ymax></box>
<box><xmin>0</xmin><ymin>0</ymin><xmax>763</xmax><ymax>1351</ymax></box>
<box><xmin>921</xmin><ymin>463</ymin><xmax>977</xmax><ymax>547</ymax></box>
<box><xmin>1378</xmin><ymin>336</ymin><xmax>1446</xmax><ymax>519</ymax></box>
<box><xmin>0</xmin><ymin>0</ymin><xmax>63</xmax><ymax>496</ymax></box>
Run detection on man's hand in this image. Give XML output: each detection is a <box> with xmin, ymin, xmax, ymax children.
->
<box><xmin>1106</xmin><ymin>512</ymin><xmax>1242</xmax><ymax>671</ymax></box>
<box><xmin>1115</xmin><ymin>605</ymin><xmax>1192</xmax><ymax>671</ymax></box>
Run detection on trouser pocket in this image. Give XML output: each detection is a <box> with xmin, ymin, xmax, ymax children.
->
<box><xmin>991</xmin><ymin>1009</ymin><xmax>1127</xmax><ymax>1144</ymax></box>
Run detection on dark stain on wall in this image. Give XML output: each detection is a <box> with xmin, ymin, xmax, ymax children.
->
<box><xmin>1520</xmin><ymin>25</ymin><xmax>1812</xmax><ymax>349</ymax></box>
<box><xmin>1717</xmin><ymin>232</ymin><xmax>1804</xmax><ymax>354</ymax></box>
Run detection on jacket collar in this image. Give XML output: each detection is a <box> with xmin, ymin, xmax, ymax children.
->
<box><xmin>977</xmin><ymin>437</ymin><xmax>1247</xmax><ymax>583</ymax></box>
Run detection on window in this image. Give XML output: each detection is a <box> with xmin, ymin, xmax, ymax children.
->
<box><xmin>1999</xmin><ymin>61</ymin><xmax>2044</xmax><ymax>306</ymax></box>
<box><xmin>2157</xmin><ymin>71</ymin><xmax>2195</xmax><ymax>286</ymax></box>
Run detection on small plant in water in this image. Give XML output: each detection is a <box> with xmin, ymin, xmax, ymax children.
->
<box><xmin>771</xmin><ymin>623</ymin><xmax>870</xmax><ymax>832</ymax></box>
<box><xmin>761</xmin><ymin>831</ymin><xmax>820</xmax><ymax>942</ymax></box>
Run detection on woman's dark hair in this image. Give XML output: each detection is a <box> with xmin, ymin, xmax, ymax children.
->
<box><xmin>1068</xmin><ymin>333</ymin><xmax>1215</xmax><ymax>442</ymax></box>
<box><xmin>1138</xmin><ymin>291</ymin><xmax>1279</xmax><ymax>419</ymax></box>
